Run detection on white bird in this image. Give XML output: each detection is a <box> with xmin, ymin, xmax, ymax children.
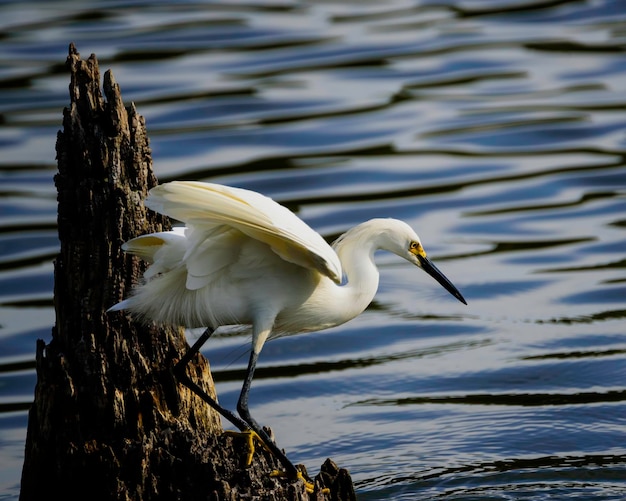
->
<box><xmin>109</xmin><ymin>180</ymin><xmax>466</xmax><ymax>482</ymax></box>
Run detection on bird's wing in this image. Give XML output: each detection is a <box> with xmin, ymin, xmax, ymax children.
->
<box><xmin>122</xmin><ymin>227</ymin><xmax>185</xmax><ymax>263</ymax></box>
<box><xmin>145</xmin><ymin>181</ymin><xmax>343</xmax><ymax>285</ymax></box>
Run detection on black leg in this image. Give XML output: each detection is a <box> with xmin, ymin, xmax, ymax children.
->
<box><xmin>237</xmin><ymin>349</ymin><xmax>299</xmax><ymax>477</ymax></box>
<box><xmin>176</xmin><ymin>329</ymin><xmax>311</xmax><ymax>490</ymax></box>
<box><xmin>174</xmin><ymin>327</ymin><xmax>250</xmax><ymax>432</ymax></box>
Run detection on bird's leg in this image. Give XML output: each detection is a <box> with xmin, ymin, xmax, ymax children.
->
<box><xmin>238</xmin><ymin>350</ymin><xmax>314</xmax><ymax>493</ymax></box>
<box><xmin>176</xmin><ymin>330</ymin><xmax>314</xmax><ymax>492</ymax></box>
<box><xmin>173</xmin><ymin>327</ymin><xmax>250</xmax><ymax>432</ymax></box>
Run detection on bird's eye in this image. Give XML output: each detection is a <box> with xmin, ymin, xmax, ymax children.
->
<box><xmin>409</xmin><ymin>241</ymin><xmax>425</xmax><ymax>256</ymax></box>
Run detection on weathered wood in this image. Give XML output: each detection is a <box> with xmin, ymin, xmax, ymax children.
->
<box><xmin>19</xmin><ymin>44</ymin><xmax>356</xmax><ymax>501</ymax></box>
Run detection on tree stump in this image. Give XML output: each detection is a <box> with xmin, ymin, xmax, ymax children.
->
<box><xmin>19</xmin><ymin>43</ymin><xmax>356</xmax><ymax>501</ymax></box>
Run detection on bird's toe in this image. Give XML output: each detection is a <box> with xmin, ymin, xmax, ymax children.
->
<box><xmin>224</xmin><ymin>429</ymin><xmax>270</xmax><ymax>466</ymax></box>
<box><xmin>270</xmin><ymin>469</ymin><xmax>319</xmax><ymax>494</ymax></box>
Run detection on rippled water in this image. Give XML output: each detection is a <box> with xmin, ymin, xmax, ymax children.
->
<box><xmin>1</xmin><ymin>0</ymin><xmax>626</xmax><ymax>499</ymax></box>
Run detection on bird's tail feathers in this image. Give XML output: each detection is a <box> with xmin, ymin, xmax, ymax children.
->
<box><xmin>107</xmin><ymin>298</ymin><xmax>133</xmax><ymax>313</ymax></box>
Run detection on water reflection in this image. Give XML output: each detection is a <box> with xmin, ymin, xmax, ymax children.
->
<box><xmin>359</xmin><ymin>453</ymin><xmax>626</xmax><ymax>500</ymax></box>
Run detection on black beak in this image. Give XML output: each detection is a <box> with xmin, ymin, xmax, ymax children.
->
<box><xmin>418</xmin><ymin>255</ymin><xmax>467</xmax><ymax>305</ymax></box>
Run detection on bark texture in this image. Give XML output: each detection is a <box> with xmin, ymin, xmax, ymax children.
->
<box><xmin>19</xmin><ymin>44</ymin><xmax>356</xmax><ymax>501</ymax></box>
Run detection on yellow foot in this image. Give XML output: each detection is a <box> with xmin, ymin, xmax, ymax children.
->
<box><xmin>270</xmin><ymin>469</ymin><xmax>330</xmax><ymax>495</ymax></box>
<box><xmin>224</xmin><ymin>431</ymin><xmax>329</xmax><ymax>495</ymax></box>
<box><xmin>223</xmin><ymin>429</ymin><xmax>270</xmax><ymax>466</ymax></box>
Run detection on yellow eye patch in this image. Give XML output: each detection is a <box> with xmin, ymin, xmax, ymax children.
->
<box><xmin>409</xmin><ymin>241</ymin><xmax>427</xmax><ymax>258</ymax></box>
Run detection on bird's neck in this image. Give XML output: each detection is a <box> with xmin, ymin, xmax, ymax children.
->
<box><xmin>331</xmin><ymin>225</ymin><xmax>381</xmax><ymax>319</ymax></box>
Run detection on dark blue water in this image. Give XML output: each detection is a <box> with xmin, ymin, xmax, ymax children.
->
<box><xmin>1</xmin><ymin>0</ymin><xmax>626</xmax><ymax>499</ymax></box>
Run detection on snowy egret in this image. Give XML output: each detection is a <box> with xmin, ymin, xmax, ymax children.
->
<box><xmin>109</xmin><ymin>181</ymin><xmax>466</xmax><ymax>482</ymax></box>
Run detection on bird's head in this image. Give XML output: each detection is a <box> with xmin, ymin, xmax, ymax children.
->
<box><xmin>379</xmin><ymin>219</ymin><xmax>467</xmax><ymax>305</ymax></box>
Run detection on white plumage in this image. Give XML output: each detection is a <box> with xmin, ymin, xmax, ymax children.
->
<box><xmin>109</xmin><ymin>180</ymin><xmax>466</xmax><ymax>480</ymax></box>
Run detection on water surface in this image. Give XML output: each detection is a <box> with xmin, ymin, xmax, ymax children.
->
<box><xmin>1</xmin><ymin>0</ymin><xmax>625</xmax><ymax>499</ymax></box>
